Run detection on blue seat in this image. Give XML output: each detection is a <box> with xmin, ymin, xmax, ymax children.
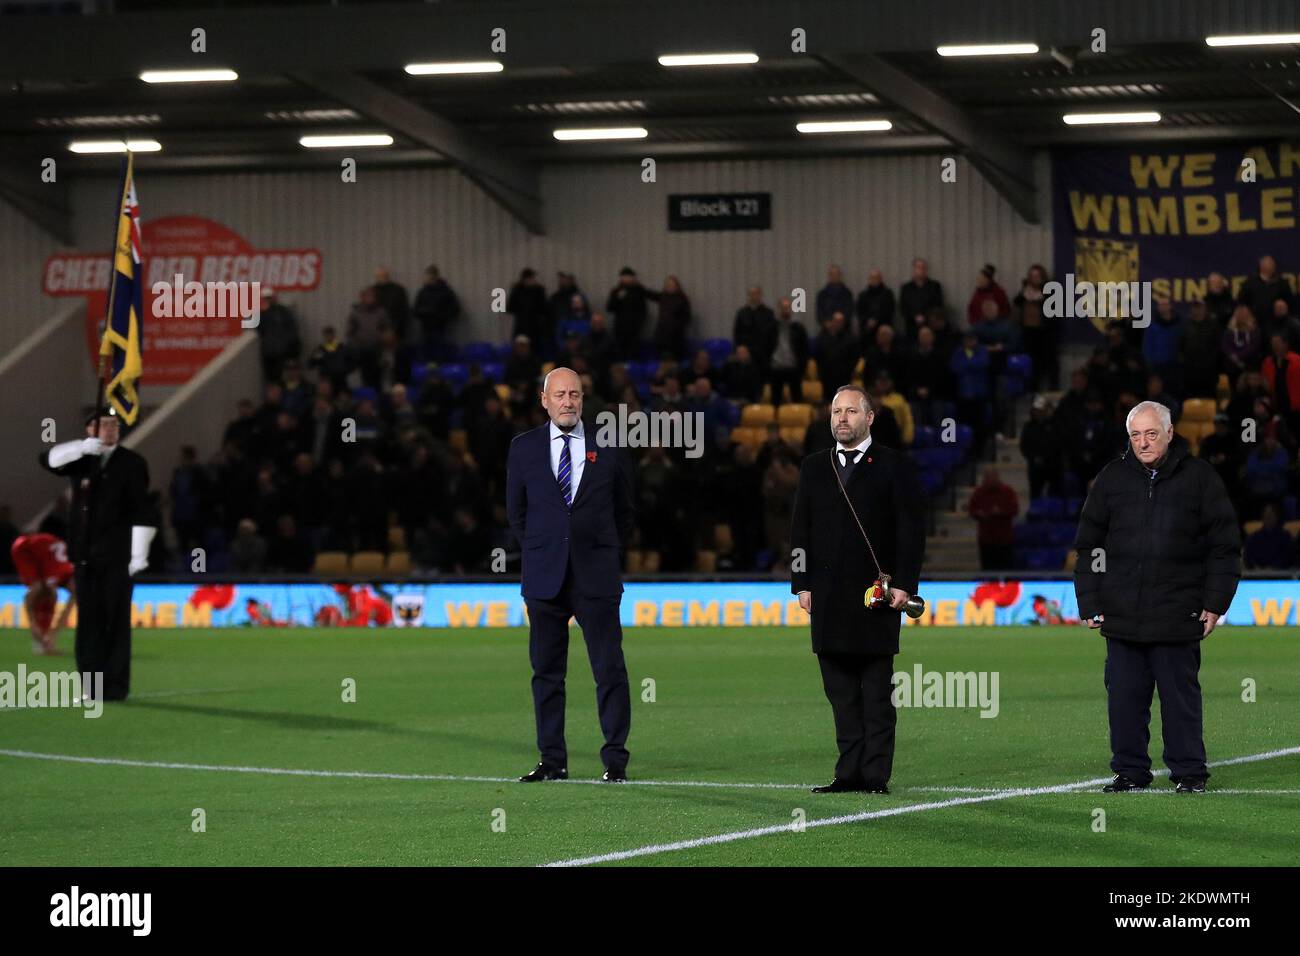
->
<box><xmin>911</xmin><ymin>448</ymin><xmax>944</xmax><ymax>470</ymax></box>
<box><xmin>1006</xmin><ymin>353</ymin><xmax>1033</xmax><ymax>380</ymax></box>
<box><xmin>913</xmin><ymin>425</ymin><xmax>936</xmax><ymax>448</ymax></box>
<box><xmin>704</xmin><ymin>338</ymin><xmax>733</xmax><ymax>364</ymax></box>
<box><xmin>918</xmin><ymin>468</ymin><xmax>946</xmax><ymax>496</ymax></box>
<box><xmin>1026</xmin><ymin>497</ymin><xmax>1066</xmax><ymax>521</ymax></box>
<box><xmin>495</xmin><ymin>343</ymin><xmax>514</xmax><ymax>361</ymax></box>
<box><xmin>1065</xmin><ymin>496</ymin><xmax>1085</xmax><ymax>518</ymax></box>
<box><xmin>1024</xmin><ymin>546</ymin><xmax>1065</xmax><ymax>570</ymax></box>
<box><xmin>482</xmin><ymin>362</ymin><xmax>504</xmax><ymax>382</ymax></box>
<box><xmin>440</xmin><ymin>362</ymin><xmax>468</xmax><ymax>385</ymax></box>
<box><xmin>462</xmin><ymin>341</ymin><xmax>496</xmax><ymax>363</ymax></box>
<box><xmin>1013</xmin><ymin>523</ymin><xmax>1038</xmax><ymax>546</ymax></box>
<box><xmin>954</xmin><ymin>424</ymin><xmax>974</xmax><ymax>448</ymax></box>
<box><xmin>1043</xmin><ymin>522</ymin><xmax>1077</xmax><ymax>547</ymax></box>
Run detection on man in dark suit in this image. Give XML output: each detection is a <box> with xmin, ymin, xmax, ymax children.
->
<box><xmin>790</xmin><ymin>385</ymin><xmax>925</xmax><ymax>793</ymax></box>
<box><xmin>506</xmin><ymin>367</ymin><xmax>635</xmax><ymax>782</ymax></box>
<box><xmin>40</xmin><ymin>407</ymin><xmax>155</xmax><ymax>701</ymax></box>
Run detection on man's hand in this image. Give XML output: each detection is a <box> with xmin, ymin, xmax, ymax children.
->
<box><xmin>798</xmin><ymin>590</ymin><xmax>811</xmax><ymax>614</ymax></box>
<box><xmin>888</xmin><ymin>588</ymin><xmax>910</xmax><ymax>610</ymax></box>
<box><xmin>80</xmin><ymin>437</ymin><xmax>104</xmax><ymax>456</ymax></box>
<box><xmin>1200</xmin><ymin>610</ymin><xmax>1220</xmax><ymax>637</ymax></box>
<box><xmin>1086</xmin><ymin>613</ymin><xmax>1104</xmax><ymax>629</ymax></box>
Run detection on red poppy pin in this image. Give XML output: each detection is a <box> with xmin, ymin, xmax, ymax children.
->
<box><xmin>867</xmin><ymin>457</ymin><xmax>873</xmax><ymax>464</ymax></box>
<box><xmin>587</xmin><ymin>451</ymin><xmax>597</xmax><ymax>463</ymax></box>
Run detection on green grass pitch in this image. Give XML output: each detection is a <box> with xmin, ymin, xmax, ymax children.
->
<box><xmin>1</xmin><ymin>625</ymin><xmax>1297</xmax><ymax>866</ymax></box>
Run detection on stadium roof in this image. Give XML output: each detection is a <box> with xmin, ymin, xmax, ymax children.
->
<box><xmin>3</xmin><ymin>0</ymin><xmax>1299</xmax><ymax>235</ymax></box>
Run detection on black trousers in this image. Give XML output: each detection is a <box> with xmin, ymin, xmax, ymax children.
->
<box><xmin>768</xmin><ymin>367</ymin><xmax>803</xmax><ymax>405</ymax></box>
<box><xmin>1104</xmin><ymin>637</ymin><xmax>1207</xmax><ymax>784</ymax></box>
<box><xmin>817</xmin><ymin>652</ymin><xmax>896</xmax><ymax>785</ymax></box>
<box><xmin>524</xmin><ymin>560</ymin><xmax>631</xmax><ymax>771</ymax></box>
<box><xmin>74</xmin><ymin>561</ymin><xmax>134</xmax><ymax>701</ymax></box>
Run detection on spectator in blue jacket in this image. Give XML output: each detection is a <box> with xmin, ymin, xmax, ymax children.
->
<box><xmin>816</xmin><ymin>264</ymin><xmax>855</xmax><ymax>326</ymax></box>
<box><xmin>1142</xmin><ymin>299</ymin><xmax>1184</xmax><ymax>392</ymax></box>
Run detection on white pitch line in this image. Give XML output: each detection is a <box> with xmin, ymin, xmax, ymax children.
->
<box><xmin>541</xmin><ymin>745</ymin><xmax>1300</xmax><ymax>867</ymax></box>
<box><xmin>130</xmin><ymin>687</ymin><xmax>244</xmax><ymax>700</ymax></box>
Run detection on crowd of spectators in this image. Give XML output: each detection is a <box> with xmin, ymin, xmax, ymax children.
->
<box><xmin>144</xmin><ymin>253</ymin><xmax>1300</xmax><ymax>576</ymax></box>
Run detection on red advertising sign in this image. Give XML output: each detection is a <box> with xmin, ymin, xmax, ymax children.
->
<box><xmin>43</xmin><ymin>216</ymin><xmax>322</xmax><ymax>385</ymax></box>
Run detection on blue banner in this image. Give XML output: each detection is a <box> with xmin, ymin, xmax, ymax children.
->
<box><xmin>2</xmin><ymin>580</ymin><xmax>1298</xmax><ymax>629</ymax></box>
<box><xmin>1051</xmin><ymin>142</ymin><xmax>1300</xmax><ymax>332</ymax></box>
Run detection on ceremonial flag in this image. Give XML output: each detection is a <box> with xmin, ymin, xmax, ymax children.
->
<box><xmin>99</xmin><ymin>151</ymin><xmax>144</xmax><ymax>424</ymax></box>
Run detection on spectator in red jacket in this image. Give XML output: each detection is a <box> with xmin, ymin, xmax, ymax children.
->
<box><xmin>1261</xmin><ymin>333</ymin><xmax>1300</xmax><ymax>437</ymax></box>
<box><xmin>967</xmin><ymin>264</ymin><xmax>1011</xmax><ymax>326</ymax></box>
<box><xmin>967</xmin><ymin>466</ymin><xmax>1020</xmax><ymax>570</ymax></box>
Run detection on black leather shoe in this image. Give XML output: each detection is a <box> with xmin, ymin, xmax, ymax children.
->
<box><xmin>1102</xmin><ymin>774</ymin><xmax>1149</xmax><ymax>793</ymax></box>
<box><xmin>861</xmin><ymin>780</ymin><xmax>890</xmax><ymax>794</ymax></box>
<box><xmin>811</xmin><ymin>778</ymin><xmax>864</xmax><ymax>793</ymax></box>
<box><xmin>601</xmin><ymin>767</ymin><xmax>627</xmax><ymax>783</ymax></box>
<box><xmin>519</xmin><ymin>762</ymin><xmax>567</xmax><ymax>782</ymax></box>
<box><xmin>1175</xmin><ymin>778</ymin><xmax>1206</xmax><ymax>793</ymax></box>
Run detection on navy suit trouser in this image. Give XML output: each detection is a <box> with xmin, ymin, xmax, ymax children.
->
<box><xmin>525</xmin><ymin>559</ymin><xmax>631</xmax><ymax>772</ymax></box>
<box><xmin>1104</xmin><ymin>637</ymin><xmax>1207</xmax><ymax>784</ymax></box>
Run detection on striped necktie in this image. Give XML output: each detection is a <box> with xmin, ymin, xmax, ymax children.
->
<box><xmin>557</xmin><ymin>433</ymin><xmax>573</xmax><ymax>506</ymax></box>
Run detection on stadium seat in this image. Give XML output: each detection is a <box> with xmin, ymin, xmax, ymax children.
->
<box><xmin>740</xmin><ymin>404</ymin><xmax>776</xmax><ymax>427</ymax></box>
<box><xmin>449</xmin><ymin>429</ymin><xmax>468</xmax><ymax>453</ymax></box>
<box><xmin>1027</xmin><ymin>497</ymin><xmax>1066</xmax><ymax>521</ymax></box>
<box><xmin>695</xmin><ymin>550</ymin><xmax>717</xmax><ymax>572</ymax></box>
<box><xmin>1285</xmin><ymin>520</ymin><xmax>1300</xmax><ymax>539</ymax></box>
<box><xmin>729</xmin><ymin>426</ymin><xmax>764</xmax><ymax>448</ymax></box>
<box><xmin>760</xmin><ymin>382</ymin><xmax>792</xmax><ymax>403</ymax></box>
<box><xmin>914</xmin><ymin>425</ymin><xmax>936</xmax><ymax>448</ymax></box>
<box><xmin>494</xmin><ymin>383</ymin><xmax>512</xmax><ymax>402</ymax></box>
<box><xmin>1064</xmin><ymin>549</ymin><xmax>1078</xmax><ymax>572</ymax></box>
<box><xmin>540</xmin><ymin>361</ymin><xmax>555</xmax><ymax>375</ymax></box>
<box><xmin>1216</xmin><ymin>374</ymin><xmax>1231</xmax><ymax>407</ymax></box>
<box><xmin>918</xmin><ymin>468</ymin><xmax>945</xmax><ymax>496</ymax></box>
<box><xmin>1065</xmin><ymin>496</ymin><xmax>1084</xmax><ymax>518</ymax></box>
<box><xmin>1182</xmin><ymin>398</ymin><xmax>1216</xmax><ymax>423</ymax></box>
<box><xmin>462</xmin><ymin>342</ymin><xmax>495</xmax><ymax>363</ymax></box>
<box><xmin>714</xmin><ymin>523</ymin><xmax>734</xmax><ymax>552</ymax></box>
<box><xmin>703</xmin><ymin>338</ymin><xmax>732</xmax><ymax>365</ymax></box>
<box><xmin>804</xmin><ymin>358</ymin><xmax>818</xmax><ymax>381</ymax></box>
<box><xmin>1242</xmin><ymin>520</ymin><xmax>1263</xmax><ymax>537</ymax></box>
<box><xmin>777</xmin><ymin>403</ymin><xmax>812</xmax><ymax>427</ymax></box>
<box><xmin>779</xmin><ymin>426</ymin><xmax>805</xmax><ymax>447</ymax></box>
<box><xmin>802</xmin><ymin>380</ymin><xmax>824</xmax><ymax>403</ymax></box>
<box><xmin>954</xmin><ymin>424</ymin><xmax>974</xmax><ymax>448</ymax></box>
<box><xmin>386</xmin><ymin>551</ymin><xmax>411</xmax><ymax>577</ymax></box>
<box><xmin>313</xmin><ymin>551</ymin><xmax>348</xmax><ymax>577</ymax></box>
<box><xmin>387</xmin><ymin>526</ymin><xmax>407</xmax><ymax>551</ymax></box>
<box><xmin>482</xmin><ymin>362</ymin><xmax>503</xmax><ymax>382</ymax></box>
<box><xmin>1006</xmin><ymin>353</ymin><xmax>1033</xmax><ymax>381</ymax></box>
<box><xmin>625</xmin><ymin>550</ymin><xmax>644</xmax><ymax>573</ymax></box>
<box><xmin>641</xmin><ymin>551</ymin><xmax>661</xmax><ymax>572</ymax></box>
<box><xmin>1174</xmin><ymin>419</ymin><xmax>1205</xmax><ymax>453</ymax></box>
<box><xmin>441</xmin><ymin>363</ymin><xmax>469</xmax><ymax>387</ymax></box>
<box><xmin>350</xmin><ymin>552</ymin><xmax>385</xmax><ymax>577</ymax></box>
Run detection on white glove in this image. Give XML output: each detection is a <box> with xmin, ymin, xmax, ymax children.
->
<box><xmin>80</xmin><ymin>437</ymin><xmax>105</xmax><ymax>456</ymax></box>
<box><xmin>130</xmin><ymin>525</ymin><xmax>156</xmax><ymax>576</ymax></box>
<box><xmin>47</xmin><ymin>439</ymin><xmax>91</xmax><ymax>469</ymax></box>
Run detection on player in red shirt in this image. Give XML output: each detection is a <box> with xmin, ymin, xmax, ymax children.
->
<box><xmin>11</xmin><ymin>533</ymin><xmax>77</xmax><ymax>655</ymax></box>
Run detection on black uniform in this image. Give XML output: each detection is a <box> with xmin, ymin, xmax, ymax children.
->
<box><xmin>1074</xmin><ymin>434</ymin><xmax>1241</xmax><ymax>784</ymax></box>
<box><xmin>41</xmin><ymin>443</ymin><xmax>152</xmax><ymax>701</ymax></box>
<box><xmin>790</xmin><ymin>441</ymin><xmax>925</xmax><ymax>786</ymax></box>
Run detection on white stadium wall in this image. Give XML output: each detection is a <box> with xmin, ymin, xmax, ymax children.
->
<box><xmin>0</xmin><ymin>200</ymin><xmax>66</xmax><ymax>357</ymax></box>
<box><xmin>55</xmin><ymin>153</ymin><xmax>1053</xmax><ymax>350</ymax></box>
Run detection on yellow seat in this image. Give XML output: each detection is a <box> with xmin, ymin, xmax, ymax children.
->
<box><xmin>777</xmin><ymin>403</ymin><xmax>813</xmax><ymax>427</ymax></box>
<box><xmin>714</xmin><ymin>523</ymin><xmax>734</xmax><ymax>553</ymax></box>
<box><xmin>1284</xmin><ymin>520</ymin><xmax>1300</xmax><ymax>539</ymax></box>
<box><xmin>1063</xmin><ymin>549</ymin><xmax>1077</xmax><ymax>571</ymax></box>
<box><xmin>642</xmin><ymin>551</ymin><xmax>661</xmax><ymax>572</ymax></box>
<box><xmin>1242</xmin><ymin>520</ymin><xmax>1263</xmax><ymax>537</ymax></box>
<box><xmin>1216</xmin><ymin>374</ymin><xmax>1231</xmax><ymax>406</ymax></box>
<box><xmin>780</xmin><ymin>426</ymin><xmax>805</xmax><ymax>447</ymax></box>
<box><xmin>387</xmin><ymin>526</ymin><xmax>407</xmax><ymax>551</ymax></box>
<box><xmin>804</xmin><ymin>358</ymin><xmax>818</xmax><ymax>381</ymax></box>
<box><xmin>494</xmin><ymin>383</ymin><xmax>512</xmax><ymax>402</ymax></box>
<box><xmin>759</xmin><ymin>383</ymin><xmax>792</xmax><ymax>404</ymax></box>
<box><xmin>541</xmin><ymin>362</ymin><xmax>555</xmax><ymax>375</ymax></box>
<box><xmin>740</xmin><ymin>404</ymin><xmax>776</xmax><ymax>427</ymax></box>
<box><xmin>625</xmin><ymin>550</ymin><xmax>644</xmax><ymax>573</ymax></box>
<box><xmin>695</xmin><ymin>550</ymin><xmax>717</xmax><ymax>572</ymax></box>
<box><xmin>386</xmin><ymin>551</ymin><xmax>411</xmax><ymax>576</ymax></box>
<box><xmin>1182</xmin><ymin>398</ymin><xmax>1216</xmax><ymax>423</ymax></box>
<box><xmin>449</xmin><ymin>429</ymin><xmax>468</xmax><ymax>453</ymax></box>
<box><xmin>349</xmin><ymin>551</ymin><xmax>385</xmax><ymax>577</ymax></box>
<box><xmin>802</xmin><ymin>380</ymin><xmax>824</xmax><ymax>403</ymax></box>
<box><xmin>1174</xmin><ymin>420</ymin><xmax>1202</xmax><ymax>453</ymax></box>
<box><xmin>313</xmin><ymin>551</ymin><xmax>348</xmax><ymax>576</ymax></box>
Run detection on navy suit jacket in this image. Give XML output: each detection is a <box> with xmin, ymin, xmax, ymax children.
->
<box><xmin>506</xmin><ymin>423</ymin><xmax>635</xmax><ymax>600</ymax></box>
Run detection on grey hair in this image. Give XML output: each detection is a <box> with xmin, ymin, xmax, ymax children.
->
<box><xmin>542</xmin><ymin>366</ymin><xmax>581</xmax><ymax>393</ymax></box>
<box><xmin>1125</xmin><ymin>400</ymin><xmax>1172</xmax><ymax>433</ymax></box>
<box><xmin>832</xmin><ymin>384</ymin><xmax>873</xmax><ymax>413</ymax></box>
